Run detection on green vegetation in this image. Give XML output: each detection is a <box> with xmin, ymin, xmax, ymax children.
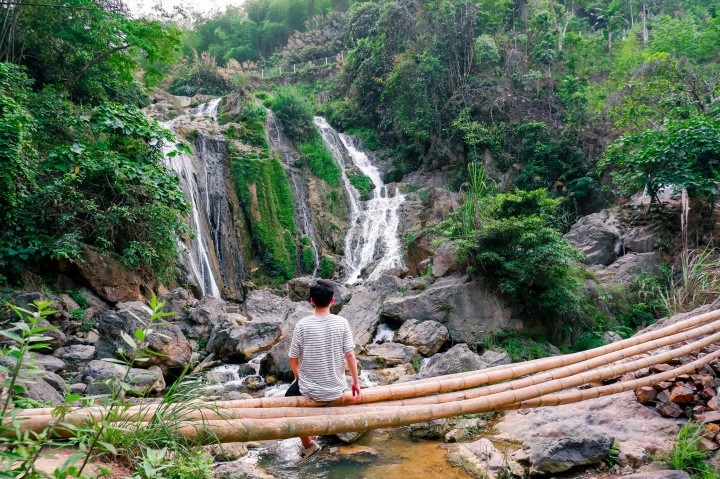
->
<box><xmin>348</xmin><ymin>173</ymin><xmax>375</xmax><ymax>200</ymax></box>
<box><xmin>347</xmin><ymin>127</ymin><xmax>381</xmax><ymax>151</ymax></box>
<box><xmin>300</xmin><ymin>236</ymin><xmax>316</xmax><ymax>273</ymax></box>
<box><xmin>319</xmin><ymin>256</ymin><xmax>336</xmax><ymax>279</ymax></box>
<box><xmin>299</xmin><ymin>137</ymin><xmax>341</xmax><ymax>186</ymax></box>
<box><xmin>665</xmin><ymin>422</ymin><xmax>719</xmax><ymax>479</ymax></box>
<box><xmin>1</xmin><ymin>298</ymin><xmax>217</xmax><ymax>478</ymax></box>
<box><xmin>479</xmin><ymin>330</ymin><xmax>555</xmax><ymax>362</ymax></box>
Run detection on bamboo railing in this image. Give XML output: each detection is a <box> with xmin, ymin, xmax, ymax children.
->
<box><xmin>10</xmin><ymin>308</ymin><xmax>720</xmax><ymax>443</ymax></box>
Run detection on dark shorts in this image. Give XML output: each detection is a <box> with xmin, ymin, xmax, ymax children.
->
<box><xmin>285</xmin><ymin>380</ymin><xmax>303</xmax><ymax>397</ymax></box>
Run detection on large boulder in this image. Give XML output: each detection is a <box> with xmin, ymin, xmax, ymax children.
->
<box><xmin>338</xmin><ymin>275</ymin><xmax>402</xmax><ymax>346</ymax></box>
<box><xmin>395</xmin><ymin>319</ymin><xmax>449</xmax><ymax>356</ymax></box>
<box><xmin>405</xmin><ymin>232</ymin><xmax>439</xmax><ymax>277</ymax></box>
<box><xmin>449</xmin><ymin>438</ymin><xmax>525</xmax><ymax>479</ymax></box>
<box><xmin>23</xmin><ymin>375</ymin><xmax>64</xmax><ymax>405</ymax></box>
<box><xmin>94</xmin><ymin>302</ymin><xmax>192</xmax><ymax>371</ymax></box>
<box><xmin>59</xmin><ymin>246</ymin><xmax>158</xmax><ymax>303</ymax></box>
<box><xmin>81</xmin><ymin>360</ymin><xmax>165</xmax><ymax>396</ymax></box>
<box><xmin>623</xmin><ymin>224</ymin><xmax>669</xmax><ymax>253</ymax></box>
<box><xmin>259</xmin><ymin>338</ymin><xmax>292</xmax><ymax>381</ymax></box>
<box><xmin>496</xmin><ymin>391</ymin><xmax>684</xmax><ymax>467</ymax></box>
<box><xmin>432</xmin><ymin>241</ymin><xmax>460</xmax><ymax>278</ymax></box>
<box><xmin>181</xmin><ymin>295</ymin><xmax>231</xmax><ymax>340</ymax></box>
<box><xmin>158</xmin><ymin>288</ymin><xmax>198</xmax><ymax>322</ymax></box>
<box><xmin>286</xmin><ymin>277</ymin><xmax>351</xmax><ymax>314</ymax></box>
<box><xmin>526</xmin><ymin>435</ymin><xmax>614</xmax><ymax>474</ymax></box>
<box><xmin>381</xmin><ymin>277</ymin><xmax>517</xmax><ymax>343</ymax></box>
<box><xmin>564</xmin><ymin>211</ymin><xmax>623</xmax><ymax>265</ymax></box>
<box><xmin>210</xmin><ymin>321</ymin><xmax>282</xmax><ymax>363</ymax></box>
<box><xmin>55</xmin><ymin>344</ymin><xmax>96</xmax><ymax>374</ymax></box>
<box><xmin>362</xmin><ymin>342</ymin><xmax>418</xmax><ymax>368</ymax></box>
<box><xmin>244</xmin><ymin>290</ymin><xmax>297</xmax><ymax>323</ymax></box>
<box><xmin>412</xmin><ymin>344</ymin><xmax>511</xmax><ymax>380</ymax></box>
<box><xmin>593</xmin><ymin>252</ymin><xmax>664</xmax><ymax>285</ymax></box>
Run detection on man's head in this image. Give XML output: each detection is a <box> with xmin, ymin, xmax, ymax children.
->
<box><xmin>310</xmin><ymin>279</ymin><xmax>335</xmax><ymax>308</ymax></box>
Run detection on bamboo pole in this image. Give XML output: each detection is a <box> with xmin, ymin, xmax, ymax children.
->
<box><xmin>20</xmin><ymin>308</ymin><xmax>720</xmax><ymax>419</ymax></box>
<box><xmin>19</xmin><ymin>316</ymin><xmax>720</xmax><ymax>426</ymax></box>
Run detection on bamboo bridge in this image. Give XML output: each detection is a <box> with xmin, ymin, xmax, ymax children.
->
<box><xmin>14</xmin><ymin>308</ymin><xmax>720</xmax><ymax>444</ymax></box>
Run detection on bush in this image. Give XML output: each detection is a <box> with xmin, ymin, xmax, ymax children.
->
<box><xmin>319</xmin><ymin>256</ymin><xmax>335</xmax><ymax>279</ymax></box>
<box><xmin>348</xmin><ymin>173</ymin><xmax>375</xmax><ymax>200</ymax></box>
<box><xmin>169</xmin><ymin>51</ymin><xmax>229</xmax><ymax>97</ymax></box>
<box><xmin>271</xmin><ymin>87</ymin><xmax>314</xmax><ymax>142</ymax></box>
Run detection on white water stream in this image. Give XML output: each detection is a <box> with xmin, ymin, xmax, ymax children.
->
<box><xmin>313</xmin><ymin>117</ymin><xmax>406</xmax><ymax>284</ymax></box>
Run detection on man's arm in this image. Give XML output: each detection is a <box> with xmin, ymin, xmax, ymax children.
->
<box><xmin>344</xmin><ymin>350</ymin><xmax>361</xmax><ymax>401</ymax></box>
<box><xmin>289</xmin><ymin>357</ymin><xmax>299</xmax><ymax>381</ymax></box>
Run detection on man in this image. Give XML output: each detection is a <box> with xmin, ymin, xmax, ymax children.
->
<box><xmin>287</xmin><ymin>279</ymin><xmax>362</xmax><ymax>464</ymax></box>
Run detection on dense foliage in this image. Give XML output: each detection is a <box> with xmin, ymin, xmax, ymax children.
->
<box><xmin>0</xmin><ymin>3</ymin><xmax>186</xmax><ymax>282</ymax></box>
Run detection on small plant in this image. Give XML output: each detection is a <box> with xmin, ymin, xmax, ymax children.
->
<box><xmin>604</xmin><ymin>441</ymin><xmax>621</xmax><ymax>467</ymax></box>
<box><xmin>665</xmin><ymin>422</ymin><xmax>719</xmax><ymax>479</ymax></box>
<box><xmin>411</xmin><ymin>356</ymin><xmax>422</xmax><ymax>373</ymax></box>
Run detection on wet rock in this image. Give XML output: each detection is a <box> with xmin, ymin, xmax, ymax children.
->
<box><xmin>94</xmin><ymin>302</ymin><xmax>192</xmax><ymax>371</ymax></box>
<box><xmin>259</xmin><ymin>338</ymin><xmax>292</xmax><ymax>381</ymax></box>
<box><xmin>210</xmin><ymin>321</ymin><xmax>281</xmax><ymax>363</ymax></box>
<box><xmin>527</xmin><ymin>435</ymin><xmax>614</xmax><ymax>474</ymax></box>
<box><xmin>81</xmin><ymin>360</ymin><xmax>165</xmax><ymax>396</ymax></box>
<box><xmin>449</xmin><ymin>438</ymin><xmax>525</xmax><ymax>479</ymax></box>
<box><xmin>55</xmin><ymin>344</ymin><xmax>96</xmax><ymax>374</ymax></box>
<box><xmin>335</xmin><ymin>431</ymin><xmax>367</xmax><ymax>444</ymax></box>
<box><xmin>408</xmin><ymin>419</ymin><xmax>451</xmax><ymax>440</ymax></box>
<box><xmin>432</xmin><ymin>241</ymin><xmax>460</xmax><ymax>277</ymax></box>
<box><xmin>563</xmin><ymin>211</ymin><xmax>622</xmax><ymax>265</ymax></box>
<box><xmin>205</xmin><ymin>364</ymin><xmax>256</xmax><ymax>384</ymax></box>
<box><xmin>395</xmin><ymin>319</ymin><xmax>449</xmax><ymax>356</ymax></box>
<box><xmin>331</xmin><ymin>444</ymin><xmax>378</xmax><ymax>460</ymax></box>
<box><xmin>214</xmin><ymin>461</ymin><xmax>275</xmax><ymax>479</ymax></box>
<box><xmin>363</xmin><ymin>342</ymin><xmax>418</xmax><ymax>368</ymax></box>
<box><xmin>205</xmin><ymin>442</ymin><xmax>248</xmax><ymax>461</ymax></box>
<box><xmin>412</xmin><ymin>344</ymin><xmax>511</xmax><ymax>380</ymax></box>
<box><xmin>380</xmin><ymin>277</ymin><xmax>517</xmax><ymax>343</ymax></box>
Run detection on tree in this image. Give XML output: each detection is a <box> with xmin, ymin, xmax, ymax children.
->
<box><xmin>601</xmin><ymin>114</ymin><xmax>720</xmax><ymax>204</ymax></box>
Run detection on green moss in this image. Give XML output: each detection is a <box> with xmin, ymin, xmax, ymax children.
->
<box><xmin>299</xmin><ymin>135</ymin><xmax>341</xmax><ymax>187</ymax></box>
<box><xmin>229</xmin><ymin>116</ymin><xmax>297</xmax><ymax>280</ymax></box>
<box><xmin>319</xmin><ymin>256</ymin><xmax>335</xmax><ymax>279</ymax></box>
<box><xmin>348</xmin><ymin>173</ymin><xmax>375</xmax><ymax>200</ymax></box>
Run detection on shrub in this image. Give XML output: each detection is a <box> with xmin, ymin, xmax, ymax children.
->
<box><xmin>348</xmin><ymin>173</ymin><xmax>375</xmax><ymax>200</ymax></box>
<box><xmin>271</xmin><ymin>87</ymin><xmax>314</xmax><ymax>142</ymax></box>
<box><xmin>169</xmin><ymin>51</ymin><xmax>230</xmax><ymax>97</ymax></box>
<box><xmin>319</xmin><ymin>256</ymin><xmax>335</xmax><ymax>279</ymax></box>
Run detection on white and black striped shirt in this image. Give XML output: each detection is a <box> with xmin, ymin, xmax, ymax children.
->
<box><xmin>288</xmin><ymin>313</ymin><xmax>355</xmax><ymax>402</ymax></box>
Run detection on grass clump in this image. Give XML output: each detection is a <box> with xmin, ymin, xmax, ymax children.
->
<box><xmin>660</xmin><ymin>248</ymin><xmax>720</xmax><ymax>315</ymax></box>
<box><xmin>348</xmin><ymin>173</ymin><xmax>375</xmax><ymax>200</ymax></box>
<box><xmin>319</xmin><ymin>256</ymin><xmax>335</xmax><ymax>279</ymax></box>
<box><xmin>665</xmin><ymin>422</ymin><xmax>718</xmax><ymax>479</ymax></box>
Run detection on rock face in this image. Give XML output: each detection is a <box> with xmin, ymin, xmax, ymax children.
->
<box><xmin>405</xmin><ymin>232</ymin><xmax>440</xmax><ymax>277</ymax></box>
<box><xmin>94</xmin><ymin>302</ymin><xmax>192</xmax><ymax>371</ymax></box>
<box><xmin>381</xmin><ymin>277</ymin><xmax>517</xmax><ymax>343</ymax></box>
<box><xmin>412</xmin><ymin>344</ymin><xmax>511</xmax><ymax>380</ymax></box>
<box><xmin>431</xmin><ymin>241</ymin><xmax>460</xmax><ymax>277</ymax></box>
<box><xmin>60</xmin><ymin>246</ymin><xmax>158</xmax><ymax>303</ymax></box>
<box><xmin>338</xmin><ymin>275</ymin><xmax>402</xmax><ymax>346</ymax></box>
<box><xmin>395</xmin><ymin>319</ymin><xmax>449</xmax><ymax>356</ymax></box>
<box><xmin>593</xmin><ymin>252</ymin><xmax>664</xmax><ymax>285</ymax></box>
<box><xmin>449</xmin><ymin>438</ymin><xmax>525</xmax><ymax>479</ymax></box>
<box><xmin>496</xmin><ymin>392</ymin><xmax>683</xmax><ymax>467</ymax></box>
<box><xmin>564</xmin><ymin>211</ymin><xmax>623</xmax><ymax>265</ymax></box>
<box><xmin>527</xmin><ymin>435</ymin><xmax>614</xmax><ymax>474</ymax></box>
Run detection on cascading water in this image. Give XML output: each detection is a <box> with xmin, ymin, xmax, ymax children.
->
<box><xmin>314</xmin><ymin>117</ymin><xmax>406</xmax><ymax>284</ymax></box>
<box><xmin>162</xmin><ymin>98</ymin><xmax>248</xmax><ymax>299</ymax></box>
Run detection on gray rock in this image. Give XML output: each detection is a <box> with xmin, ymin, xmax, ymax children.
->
<box><xmin>23</xmin><ymin>376</ymin><xmax>64</xmax><ymax>405</ymax></box>
<box><xmin>406</xmin><ymin>232</ymin><xmax>440</xmax><ymax>277</ymax></box>
<box><xmin>81</xmin><ymin>360</ymin><xmax>165</xmax><ymax>396</ymax></box>
<box><xmin>623</xmin><ymin>224</ymin><xmax>669</xmax><ymax>254</ymax></box>
<box><xmin>244</xmin><ymin>290</ymin><xmax>296</xmax><ymax>323</ymax></box>
<box><xmin>205</xmin><ymin>364</ymin><xmax>256</xmax><ymax>384</ymax></box>
<box><xmin>362</xmin><ymin>342</ymin><xmax>418</xmax><ymax>368</ymax></box>
<box><xmin>432</xmin><ymin>241</ymin><xmax>460</xmax><ymax>278</ymax></box>
<box><xmin>564</xmin><ymin>211</ymin><xmax>623</xmax><ymax>265</ymax></box>
<box><xmin>528</xmin><ymin>435</ymin><xmax>614</xmax><ymax>474</ymax></box>
<box><xmin>55</xmin><ymin>344</ymin><xmax>96</xmax><ymax>374</ymax></box>
<box><xmin>53</xmin><ymin>294</ymin><xmax>80</xmax><ymax>313</ymax></box>
<box><xmin>408</xmin><ymin>419</ymin><xmax>451</xmax><ymax>440</ymax></box>
<box><xmin>214</xmin><ymin>461</ymin><xmax>275</xmax><ymax>479</ymax></box>
<box><xmin>338</xmin><ymin>276</ymin><xmax>402</xmax><ymax>346</ymax></box>
<box><xmin>158</xmin><ymin>288</ymin><xmax>198</xmax><ymax>322</ymax></box>
<box><xmin>37</xmin><ymin>319</ymin><xmax>67</xmax><ymax>351</ymax></box>
<box><xmin>595</xmin><ymin>252</ymin><xmax>664</xmax><ymax>284</ymax></box>
<box><xmin>286</xmin><ymin>277</ymin><xmax>351</xmax><ymax>314</ymax></box>
<box><xmin>602</xmin><ymin>331</ymin><xmax>623</xmax><ymax>344</ymax></box>
<box><xmin>94</xmin><ymin>302</ymin><xmax>192</xmax><ymax>371</ymax></box>
<box><xmin>210</xmin><ymin>322</ymin><xmax>281</xmax><ymax>363</ymax></box>
<box><xmin>182</xmin><ymin>295</ymin><xmax>229</xmax><ymax>340</ymax></box>
<box><xmin>381</xmin><ymin>278</ymin><xmax>517</xmax><ymax>343</ymax></box>
<box><xmin>335</xmin><ymin>431</ymin><xmax>367</xmax><ymax>444</ymax></box>
<box><xmin>41</xmin><ymin>370</ymin><xmax>67</xmax><ymax>392</ymax></box>
<box><xmin>623</xmin><ymin>472</ymin><xmax>691</xmax><ymax>479</ymax></box>
<box><xmin>395</xmin><ymin>319</ymin><xmax>449</xmax><ymax>356</ymax></box>
<box><xmin>449</xmin><ymin>438</ymin><xmax>525</xmax><ymax>479</ymax></box>
<box><xmin>413</xmin><ymin>344</ymin><xmax>511</xmax><ymax>380</ymax></box>
<box><xmin>33</xmin><ymin>353</ymin><xmax>65</xmax><ymax>373</ymax></box>
<box><xmin>259</xmin><ymin>338</ymin><xmax>292</xmax><ymax>381</ymax></box>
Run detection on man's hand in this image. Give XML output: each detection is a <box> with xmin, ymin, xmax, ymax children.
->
<box><xmin>351</xmin><ymin>381</ymin><xmax>362</xmax><ymax>402</ymax></box>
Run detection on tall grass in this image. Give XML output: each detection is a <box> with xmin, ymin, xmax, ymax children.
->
<box><xmin>660</xmin><ymin>248</ymin><xmax>720</xmax><ymax>315</ymax></box>
<box><xmin>665</xmin><ymin>422</ymin><xmax>719</xmax><ymax>479</ymax></box>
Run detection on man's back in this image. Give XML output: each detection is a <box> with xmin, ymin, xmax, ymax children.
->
<box><xmin>289</xmin><ymin>313</ymin><xmax>355</xmax><ymax>402</ymax></box>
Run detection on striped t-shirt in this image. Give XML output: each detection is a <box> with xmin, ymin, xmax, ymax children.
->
<box><xmin>288</xmin><ymin>313</ymin><xmax>355</xmax><ymax>402</ymax></box>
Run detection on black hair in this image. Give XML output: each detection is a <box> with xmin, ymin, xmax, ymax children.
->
<box><xmin>310</xmin><ymin>279</ymin><xmax>334</xmax><ymax>307</ymax></box>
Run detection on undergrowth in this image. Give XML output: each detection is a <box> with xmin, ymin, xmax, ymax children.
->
<box><xmin>665</xmin><ymin>422</ymin><xmax>719</xmax><ymax>479</ymax></box>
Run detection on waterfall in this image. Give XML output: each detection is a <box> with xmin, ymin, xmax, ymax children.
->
<box><xmin>162</xmin><ymin>98</ymin><xmax>247</xmax><ymax>299</ymax></box>
<box><xmin>313</xmin><ymin>117</ymin><xmax>406</xmax><ymax>284</ymax></box>
<box><xmin>267</xmin><ymin>111</ymin><xmax>320</xmax><ymax>276</ymax></box>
